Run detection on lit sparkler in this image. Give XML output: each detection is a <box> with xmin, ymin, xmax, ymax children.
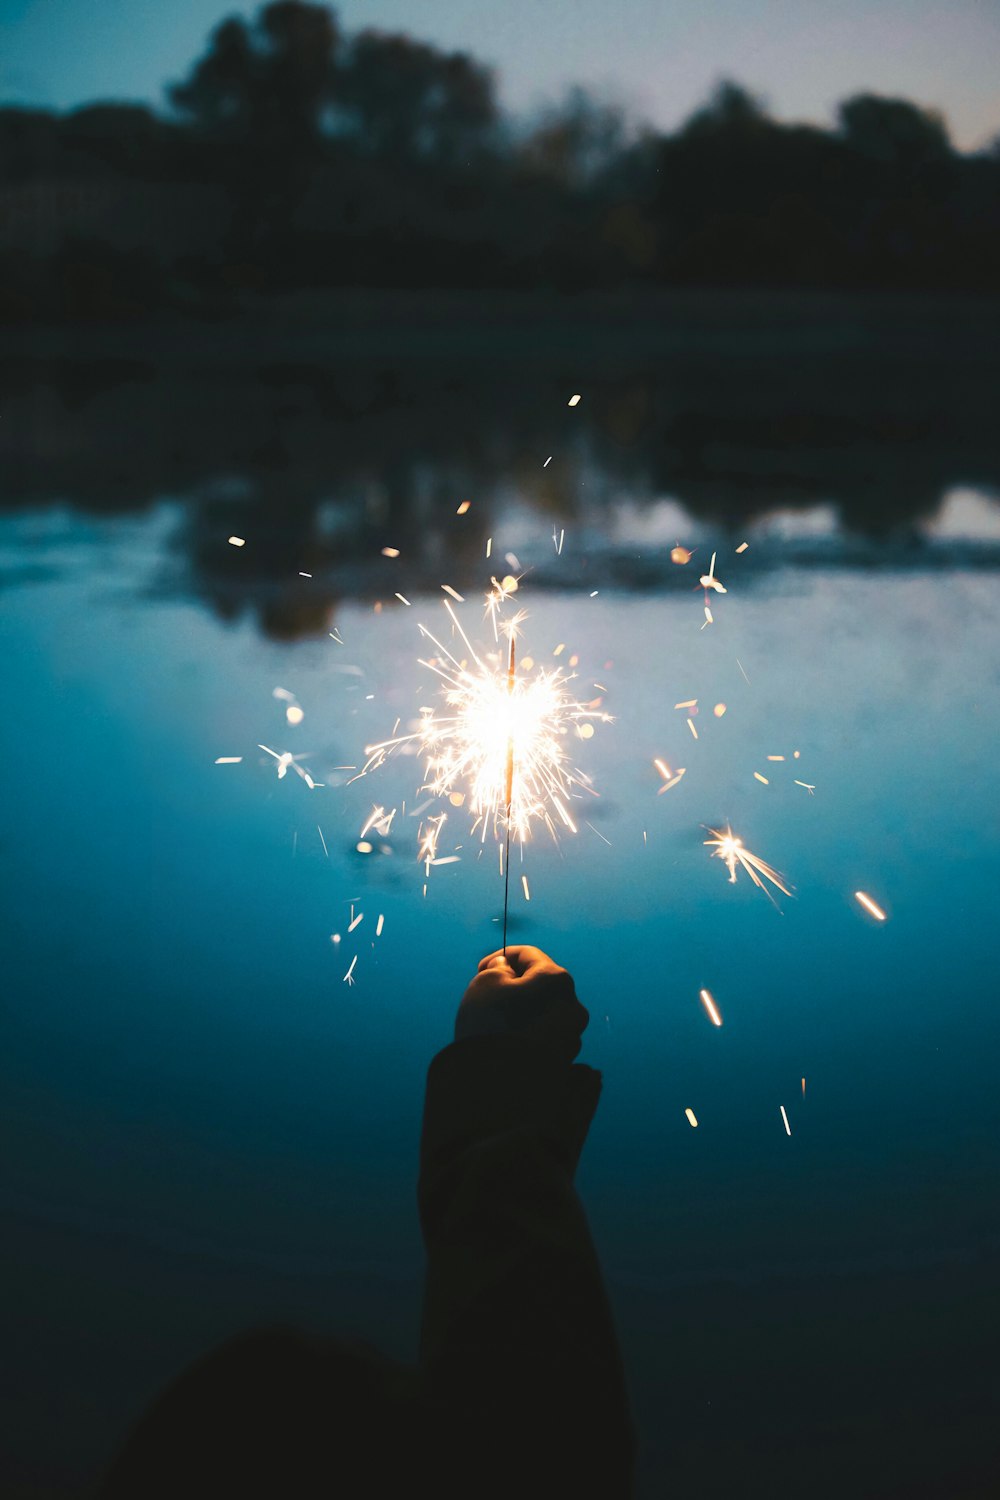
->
<box><xmin>362</xmin><ymin>596</ymin><xmax>610</xmax><ymax>938</ymax></box>
<box><xmin>704</xmin><ymin>825</ymin><xmax>793</xmax><ymax>903</ymax></box>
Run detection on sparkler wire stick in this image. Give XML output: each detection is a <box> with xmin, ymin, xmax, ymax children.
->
<box><xmin>502</xmin><ymin>630</ymin><xmax>516</xmax><ymax>954</ymax></box>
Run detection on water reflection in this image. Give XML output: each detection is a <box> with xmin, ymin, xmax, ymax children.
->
<box><xmin>2</xmin><ymin>333</ymin><xmax>999</xmax><ymax>636</ymax></box>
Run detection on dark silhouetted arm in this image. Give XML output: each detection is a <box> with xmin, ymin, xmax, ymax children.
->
<box><xmin>418</xmin><ymin>946</ymin><xmax>634</xmax><ymax>1497</ymax></box>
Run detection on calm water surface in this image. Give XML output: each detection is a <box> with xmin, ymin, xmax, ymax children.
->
<box><xmin>2</xmin><ymin>485</ymin><xmax>999</xmax><ymax>1496</ymax></box>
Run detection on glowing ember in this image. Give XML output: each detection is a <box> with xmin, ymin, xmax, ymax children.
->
<box><xmin>568</xmin><ymin>393</ymin><xmax>582</xmax><ymax>406</ymax></box>
<box><xmin>228</xmin><ymin>536</ymin><xmax>245</xmax><ymax>547</ymax></box>
<box><xmin>699</xmin><ymin>988</ymin><xmax>723</xmax><ymax>1027</ymax></box>
<box><xmin>671</xmin><ymin>546</ymin><xmax>692</xmax><ymax>564</ymax></box>
<box><xmin>854</xmin><ymin>890</ymin><xmax>887</xmax><ymax>921</ymax></box>
<box><xmin>684</xmin><ymin>1108</ymin><xmax>699</xmax><ymax>1128</ymax></box>
<box><xmin>456</xmin><ymin>501</ymin><xmax>471</xmax><ymax>515</ymax></box>
<box><xmin>704</xmin><ymin>825</ymin><xmax>793</xmax><ymax>902</ymax></box>
<box><xmin>699</xmin><ymin>552</ymin><xmax>727</xmax><ymax>594</ymax></box>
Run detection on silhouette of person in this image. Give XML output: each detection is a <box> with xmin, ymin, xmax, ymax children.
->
<box><xmin>97</xmin><ymin>944</ymin><xmax>634</xmax><ymax>1498</ymax></box>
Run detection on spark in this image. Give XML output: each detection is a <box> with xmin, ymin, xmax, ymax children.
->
<box><xmin>343</xmin><ymin>955</ymin><xmax>358</xmax><ymax>985</ymax></box>
<box><xmin>687</xmin><ymin>718</ymin><xmax>698</xmax><ymax>740</ymax></box>
<box><xmin>376</xmin><ymin>914</ymin><xmax>385</xmax><ymax>937</ymax></box>
<box><xmin>675</xmin><ymin>699</ymin><xmax>697</xmax><ymax>709</ymax></box>
<box><xmin>794</xmin><ymin>780</ymin><xmax>816</xmax><ymax>794</ymax></box>
<box><xmin>568</xmin><ymin>393</ymin><xmax>582</xmax><ymax>406</ymax></box>
<box><xmin>553</xmin><ymin>528</ymin><xmax>565</xmax><ymax>555</ymax></box>
<box><xmin>228</xmin><ymin>536</ymin><xmax>245</xmax><ymax>547</ymax></box>
<box><xmin>854</xmin><ymin>890</ymin><xmax>887</xmax><ymax>921</ymax></box>
<box><xmin>457</xmin><ymin>501</ymin><xmax>471</xmax><ymax>515</ymax></box>
<box><xmin>585</xmin><ymin>820</ymin><xmax>612</xmax><ymax>846</ymax></box>
<box><xmin>780</xmin><ymin>1106</ymin><xmax>791</xmax><ymax>1136</ymax></box>
<box><xmin>671</xmin><ymin>546</ymin><xmax>692</xmax><ymax>564</ymax></box>
<box><xmin>258</xmin><ymin>744</ymin><xmax>296</xmax><ymax>779</ymax></box>
<box><xmin>754</xmin><ymin>772</ymin><xmax>769</xmax><ymax>784</ymax></box>
<box><xmin>714</xmin><ymin>704</ymin><xmax>726</xmax><ymax>717</ymax></box>
<box><xmin>685</xmin><ymin>1108</ymin><xmax>699</xmax><ymax>1128</ymax></box>
<box><xmin>363</xmin><ymin>601</ymin><xmax>609</xmax><ymax>846</ymax></box>
<box><xmin>417</xmin><ymin>813</ymin><xmax>447</xmax><ymax>866</ymax></box>
<box><xmin>317</xmin><ymin>825</ymin><xmax>329</xmax><ymax>858</ymax></box>
<box><xmin>736</xmin><ymin>658</ymin><xmax>751</xmax><ymax>685</ymax></box>
<box><xmin>431</xmin><ymin>855</ymin><xmax>461</xmax><ymax>866</ymax></box>
<box><xmin>699</xmin><ymin>989</ymin><xmax>723</xmax><ymax>1027</ymax></box>
<box><xmin>699</xmin><ymin>552</ymin><xmax>727</xmax><ymax>593</ymax></box>
<box><xmin>214</xmin><ymin>756</ymin><xmax>242</xmax><ymax>764</ymax></box>
<box><xmin>286</xmin><ymin>705</ymin><xmax>304</xmax><ymax>726</ymax></box>
<box><xmin>543</xmin><ymin>455</ymin><xmax>552</xmax><ymax>467</ymax></box>
<box><xmin>654</xmin><ymin>758</ymin><xmax>686</xmax><ymax>794</ymax></box>
<box><xmin>702</xmin><ymin>605</ymin><xmax>713</xmax><ymax>627</ymax></box>
<box><xmin>704</xmin><ymin>825</ymin><xmax>793</xmax><ymax>902</ymax></box>
<box><xmin>521</xmin><ymin>874</ymin><xmax>530</xmax><ymax>900</ymax></box>
<box><xmin>298</xmin><ymin>571</ymin><xmax>312</xmax><ymax>578</ymax></box>
<box><xmin>348</xmin><ymin>912</ymin><xmax>364</xmax><ymax>933</ymax></box>
<box><xmin>329</xmin><ymin>628</ymin><xmax>344</xmax><ymax>644</ymax></box>
<box><xmin>767</xmin><ymin>755</ymin><xmax>785</xmax><ymax>762</ymax></box>
<box><xmin>357</xmin><ymin>841</ymin><xmax>373</xmax><ymax>854</ymax></box>
<box><xmin>395</xmin><ymin>593</ymin><xmax>411</xmax><ymax>606</ymax></box>
<box><xmin>801</xmin><ymin>1077</ymin><xmax>806</xmax><ymax>1096</ymax></box>
<box><xmin>590</xmin><ymin>590</ymin><xmax>599</xmax><ymax>597</ymax></box>
<box><xmin>486</xmin><ymin>538</ymin><xmax>492</xmax><ymax>558</ymax></box>
<box><xmin>736</xmin><ymin>541</ymin><xmax>749</xmax><ymax>554</ymax></box>
<box><xmin>360</xmin><ymin>805</ymin><xmax>396</xmax><ymax>839</ymax></box>
<box><xmin>382</xmin><ymin>546</ymin><xmax>400</xmax><ymax>558</ymax></box>
<box><xmin>441</xmin><ymin>584</ymin><xmax>465</xmax><ymax>603</ymax></box>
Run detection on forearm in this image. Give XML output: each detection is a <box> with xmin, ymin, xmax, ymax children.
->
<box><xmin>418</xmin><ymin>1038</ymin><xmax>634</xmax><ymax>1493</ymax></box>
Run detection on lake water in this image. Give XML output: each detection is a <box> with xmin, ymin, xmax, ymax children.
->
<box><xmin>2</xmin><ymin>342</ymin><xmax>1000</xmax><ymax>1496</ymax></box>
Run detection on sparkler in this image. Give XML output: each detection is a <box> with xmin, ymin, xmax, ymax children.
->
<box><xmin>704</xmin><ymin>825</ymin><xmax>793</xmax><ymax>903</ymax></box>
<box><xmin>362</xmin><ymin>596</ymin><xmax>609</xmax><ymax>941</ymax></box>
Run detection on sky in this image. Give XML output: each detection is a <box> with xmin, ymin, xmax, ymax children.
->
<box><xmin>1</xmin><ymin>0</ymin><xmax>999</xmax><ymax>150</ymax></box>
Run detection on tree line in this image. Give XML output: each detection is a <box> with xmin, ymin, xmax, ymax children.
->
<box><xmin>1</xmin><ymin>0</ymin><xmax>998</xmax><ymax>320</ymax></box>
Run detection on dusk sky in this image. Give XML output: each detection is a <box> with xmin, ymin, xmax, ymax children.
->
<box><xmin>2</xmin><ymin>0</ymin><xmax>999</xmax><ymax>150</ymax></box>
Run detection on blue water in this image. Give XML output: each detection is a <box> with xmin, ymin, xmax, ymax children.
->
<box><xmin>2</xmin><ymin>502</ymin><xmax>999</xmax><ymax>1495</ymax></box>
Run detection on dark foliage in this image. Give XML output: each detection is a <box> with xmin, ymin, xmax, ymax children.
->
<box><xmin>0</xmin><ymin>4</ymin><xmax>998</xmax><ymax>321</ymax></box>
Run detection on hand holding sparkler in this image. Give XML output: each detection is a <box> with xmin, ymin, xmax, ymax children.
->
<box><xmin>456</xmin><ymin>945</ymin><xmax>589</xmax><ymax>1065</ymax></box>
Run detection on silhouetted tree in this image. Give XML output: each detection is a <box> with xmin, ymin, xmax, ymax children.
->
<box><xmin>837</xmin><ymin>93</ymin><xmax>952</xmax><ymax>170</ymax></box>
<box><xmin>518</xmin><ymin>87</ymin><xmax>631</xmax><ymax>188</ymax></box>
<box><xmin>680</xmin><ymin>79</ymin><xmax>770</xmax><ymax>138</ymax></box>
<box><xmin>169</xmin><ymin>2</ymin><xmax>340</xmax><ymax>150</ymax></box>
<box><xmin>335</xmin><ymin>28</ymin><xmax>498</xmax><ymax>167</ymax></box>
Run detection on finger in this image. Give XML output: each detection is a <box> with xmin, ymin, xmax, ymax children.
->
<box><xmin>477</xmin><ymin>951</ymin><xmax>513</xmax><ymax>973</ymax></box>
<box><xmin>498</xmin><ymin>944</ymin><xmax>550</xmax><ymax>977</ymax></box>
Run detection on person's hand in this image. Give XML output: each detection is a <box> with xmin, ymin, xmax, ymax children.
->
<box><xmin>455</xmin><ymin>945</ymin><xmax>589</xmax><ymax>1064</ymax></box>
